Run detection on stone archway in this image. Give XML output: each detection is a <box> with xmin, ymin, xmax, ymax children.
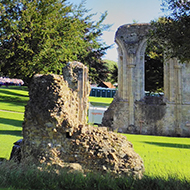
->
<box><xmin>102</xmin><ymin>23</ymin><xmax>190</xmax><ymax>137</ymax></box>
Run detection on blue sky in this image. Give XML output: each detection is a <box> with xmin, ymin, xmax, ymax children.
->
<box><xmin>68</xmin><ymin>0</ymin><xmax>164</xmax><ymax>61</ymax></box>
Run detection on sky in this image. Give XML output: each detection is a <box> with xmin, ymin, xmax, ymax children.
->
<box><xmin>68</xmin><ymin>0</ymin><xmax>164</xmax><ymax>62</ymax></box>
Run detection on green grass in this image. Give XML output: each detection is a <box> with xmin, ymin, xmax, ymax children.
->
<box><xmin>0</xmin><ymin>86</ymin><xmax>29</xmax><ymax>113</ymax></box>
<box><xmin>125</xmin><ymin>134</ymin><xmax>190</xmax><ymax>179</ymax></box>
<box><xmin>0</xmin><ymin>162</ymin><xmax>190</xmax><ymax>190</ymax></box>
<box><xmin>0</xmin><ymin>111</ymin><xmax>23</xmax><ymax>160</ymax></box>
<box><xmin>89</xmin><ymin>96</ymin><xmax>113</xmax><ymax>107</ymax></box>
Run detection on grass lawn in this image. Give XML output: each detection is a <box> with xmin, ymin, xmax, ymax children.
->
<box><xmin>88</xmin><ymin>96</ymin><xmax>113</xmax><ymax>107</ymax></box>
<box><xmin>0</xmin><ymin>86</ymin><xmax>29</xmax><ymax>113</ymax></box>
<box><xmin>1</xmin><ymin>86</ymin><xmax>190</xmax><ymax>181</ymax></box>
<box><xmin>125</xmin><ymin>134</ymin><xmax>190</xmax><ymax>179</ymax></box>
<box><xmin>0</xmin><ymin>111</ymin><xmax>23</xmax><ymax>160</ymax></box>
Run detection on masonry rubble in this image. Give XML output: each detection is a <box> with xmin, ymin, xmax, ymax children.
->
<box><xmin>21</xmin><ymin>61</ymin><xmax>144</xmax><ymax>178</ymax></box>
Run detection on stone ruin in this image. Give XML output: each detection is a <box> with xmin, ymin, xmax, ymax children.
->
<box><xmin>102</xmin><ymin>23</ymin><xmax>190</xmax><ymax>137</ymax></box>
<box><xmin>21</xmin><ymin>61</ymin><xmax>144</xmax><ymax>178</ymax></box>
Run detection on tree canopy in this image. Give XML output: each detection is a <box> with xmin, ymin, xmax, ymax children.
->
<box><xmin>103</xmin><ymin>59</ymin><xmax>118</xmax><ymax>84</ymax></box>
<box><xmin>0</xmin><ymin>0</ymin><xmax>111</xmax><ymax>84</ymax></box>
<box><xmin>150</xmin><ymin>0</ymin><xmax>190</xmax><ymax>62</ymax></box>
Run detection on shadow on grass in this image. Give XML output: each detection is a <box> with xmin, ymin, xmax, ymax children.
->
<box><xmin>0</xmin><ymin>97</ymin><xmax>28</xmax><ymax>108</ymax></box>
<box><xmin>0</xmin><ymin>118</ymin><xmax>23</xmax><ymax>128</ymax></box>
<box><xmin>0</xmin><ymin>88</ymin><xmax>28</xmax><ymax>97</ymax></box>
<box><xmin>0</xmin><ymin>130</ymin><xmax>22</xmax><ymax>136</ymax></box>
<box><xmin>0</xmin><ymin>85</ymin><xmax>28</xmax><ymax>90</ymax></box>
<box><xmin>0</xmin><ymin>94</ymin><xmax>28</xmax><ymax>103</ymax></box>
<box><xmin>0</xmin><ymin>88</ymin><xmax>29</xmax><ymax>108</ymax></box>
<box><xmin>90</xmin><ymin>102</ymin><xmax>110</xmax><ymax>107</ymax></box>
<box><xmin>143</xmin><ymin>141</ymin><xmax>190</xmax><ymax>149</ymax></box>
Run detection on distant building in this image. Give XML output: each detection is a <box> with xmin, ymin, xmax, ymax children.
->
<box><xmin>97</xmin><ymin>81</ymin><xmax>116</xmax><ymax>89</ymax></box>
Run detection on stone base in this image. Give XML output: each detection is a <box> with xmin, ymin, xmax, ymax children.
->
<box><xmin>103</xmin><ymin>95</ymin><xmax>190</xmax><ymax>137</ymax></box>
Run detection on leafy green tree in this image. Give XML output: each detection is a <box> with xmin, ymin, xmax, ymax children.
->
<box><xmin>104</xmin><ymin>59</ymin><xmax>118</xmax><ymax>84</ymax></box>
<box><xmin>0</xmin><ymin>0</ymin><xmax>111</xmax><ymax>84</ymax></box>
<box><xmin>110</xmin><ymin>64</ymin><xmax>118</xmax><ymax>84</ymax></box>
<box><xmin>150</xmin><ymin>0</ymin><xmax>190</xmax><ymax>62</ymax></box>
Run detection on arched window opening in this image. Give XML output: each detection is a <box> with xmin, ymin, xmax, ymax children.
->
<box><xmin>145</xmin><ymin>40</ymin><xmax>164</xmax><ymax>95</ymax></box>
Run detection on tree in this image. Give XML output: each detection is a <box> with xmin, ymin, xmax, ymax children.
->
<box><xmin>145</xmin><ymin>40</ymin><xmax>164</xmax><ymax>93</ymax></box>
<box><xmin>0</xmin><ymin>0</ymin><xmax>111</xmax><ymax>84</ymax></box>
<box><xmin>104</xmin><ymin>59</ymin><xmax>118</xmax><ymax>84</ymax></box>
<box><xmin>150</xmin><ymin>0</ymin><xmax>190</xmax><ymax>62</ymax></box>
<box><xmin>74</xmin><ymin>2</ymin><xmax>111</xmax><ymax>83</ymax></box>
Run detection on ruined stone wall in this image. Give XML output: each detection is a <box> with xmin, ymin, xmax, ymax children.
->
<box><xmin>182</xmin><ymin>63</ymin><xmax>190</xmax><ymax>102</ymax></box>
<box><xmin>102</xmin><ymin>94</ymin><xmax>129</xmax><ymax>132</ymax></box>
<box><xmin>22</xmin><ymin>74</ymin><xmax>80</xmax><ymax>154</ymax></box>
<box><xmin>21</xmin><ymin>63</ymin><xmax>144</xmax><ymax>178</ymax></box>
<box><xmin>134</xmin><ymin>97</ymin><xmax>166</xmax><ymax>135</ymax></box>
<box><xmin>102</xmin><ymin>23</ymin><xmax>190</xmax><ymax>137</ymax></box>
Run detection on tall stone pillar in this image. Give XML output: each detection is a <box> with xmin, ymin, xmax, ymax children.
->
<box><xmin>136</xmin><ymin>39</ymin><xmax>147</xmax><ymax>100</ymax></box>
<box><xmin>62</xmin><ymin>62</ymin><xmax>90</xmax><ymax>125</ymax></box>
<box><xmin>164</xmin><ymin>58</ymin><xmax>176</xmax><ymax>102</ymax></box>
<box><xmin>127</xmin><ymin>63</ymin><xmax>136</xmax><ymax>125</ymax></box>
<box><xmin>164</xmin><ymin>58</ymin><xmax>183</xmax><ymax>135</ymax></box>
<box><xmin>78</xmin><ymin>68</ymin><xmax>84</xmax><ymax>123</ymax></box>
<box><xmin>114</xmin><ymin>24</ymin><xmax>151</xmax><ymax>130</ymax></box>
<box><xmin>174</xmin><ymin>63</ymin><xmax>182</xmax><ymax>134</ymax></box>
<box><xmin>122</xmin><ymin>52</ymin><xmax>128</xmax><ymax>100</ymax></box>
<box><xmin>117</xmin><ymin>47</ymin><xmax>123</xmax><ymax>98</ymax></box>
